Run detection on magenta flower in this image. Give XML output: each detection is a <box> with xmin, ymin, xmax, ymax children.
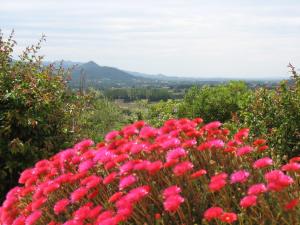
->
<box><xmin>230</xmin><ymin>170</ymin><xmax>250</xmax><ymax>184</ymax></box>
<box><xmin>166</xmin><ymin>147</ymin><xmax>187</xmax><ymax>162</ymax></box>
<box><xmin>281</xmin><ymin>163</ymin><xmax>300</xmax><ymax>172</ymax></box>
<box><xmin>71</xmin><ymin>187</ymin><xmax>88</xmax><ymax>203</ymax></box>
<box><xmin>237</xmin><ymin>146</ymin><xmax>253</xmax><ymax>156</ymax></box>
<box><xmin>119</xmin><ymin>175</ymin><xmax>137</xmax><ymax>190</ymax></box>
<box><xmin>204</xmin><ymin>207</ymin><xmax>223</xmax><ymax>221</ymax></box>
<box><xmin>247</xmin><ymin>183</ymin><xmax>267</xmax><ymax>195</ymax></box>
<box><xmin>240</xmin><ymin>195</ymin><xmax>257</xmax><ymax>208</ymax></box>
<box><xmin>163</xmin><ymin>186</ymin><xmax>181</xmax><ymax>199</ymax></box>
<box><xmin>173</xmin><ymin>161</ymin><xmax>194</xmax><ymax>176</ymax></box>
<box><xmin>253</xmin><ymin>157</ymin><xmax>273</xmax><ymax>169</ymax></box>
<box><xmin>25</xmin><ymin>210</ymin><xmax>42</xmax><ymax>225</ymax></box>
<box><xmin>163</xmin><ymin>195</ymin><xmax>184</xmax><ymax>212</ymax></box>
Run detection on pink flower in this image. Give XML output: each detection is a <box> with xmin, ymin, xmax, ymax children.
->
<box><xmin>126</xmin><ymin>186</ymin><xmax>150</xmax><ymax>203</ymax></box>
<box><xmin>203</xmin><ymin>207</ymin><xmax>223</xmax><ymax>221</ymax></box>
<box><xmin>173</xmin><ymin>161</ymin><xmax>194</xmax><ymax>176</ymax></box>
<box><xmin>234</xmin><ymin>128</ymin><xmax>249</xmax><ymax>144</ymax></box>
<box><xmin>139</xmin><ymin>126</ymin><xmax>157</xmax><ymax>139</ymax></box>
<box><xmin>78</xmin><ymin>160</ymin><xmax>94</xmax><ymax>173</ymax></box>
<box><xmin>25</xmin><ymin>210</ymin><xmax>42</xmax><ymax>225</ymax></box>
<box><xmin>146</xmin><ymin>161</ymin><xmax>163</xmax><ymax>175</ymax></box>
<box><xmin>202</xmin><ymin>121</ymin><xmax>222</xmax><ymax>130</ymax></box>
<box><xmin>207</xmin><ymin>139</ymin><xmax>225</xmax><ymax>149</ymax></box>
<box><xmin>240</xmin><ymin>195</ymin><xmax>257</xmax><ymax>208</ymax></box>
<box><xmin>253</xmin><ymin>157</ymin><xmax>273</xmax><ymax>169</ymax></box>
<box><xmin>230</xmin><ymin>170</ymin><xmax>250</xmax><ymax>184</ymax></box>
<box><xmin>160</xmin><ymin>137</ymin><xmax>181</xmax><ymax>149</ymax></box>
<box><xmin>220</xmin><ymin>212</ymin><xmax>238</xmax><ymax>223</ymax></box>
<box><xmin>31</xmin><ymin>197</ymin><xmax>47</xmax><ymax>211</ymax></box>
<box><xmin>265</xmin><ymin>170</ymin><xmax>294</xmax><ymax>191</ymax></box>
<box><xmin>71</xmin><ymin>187</ymin><xmax>88</xmax><ymax>203</ymax></box>
<box><xmin>237</xmin><ymin>146</ymin><xmax>253</xmax><ymax>156</ymax></box>
<box><xmin>281</xmin><ymin>163</ymin><xmax>300</xmax><ymax>172</ymax></box>
<box><xmin>163</xmin><ymin>195</ymin><xmax>184</xmax><ymax>212</ymax></box>
<box><xmin>119</xmin><ymin>161</ymin><xmax>135</xmax><ymax>175</ymax></box>
<box><xmin>105</xmin><ymin>130</ymin><xmax>119</xmax><ymax>142</ymax></box>
<box><xmin>247</xmin><ymin>183</ymin><xmax>267</xmax><ymax>195</ymax></box>
<box><xmin>166</xmin><ymin>148</ymin><xmax>187</xmax><ymax>162</ymax></box>
<box><xmin>54</xmin><ymin>199</ymin><xmax>70</xmax><ymax>215</ymax></box>
<box><xmin>163</xmin><ymin>186</ymin><xmax>181</xmax><ymax>199</ymax></box>
<box><xmin>119</xmin><ymin>175</ymin><xmax>137</xmax><ymax>190</ymax></box>
<box><xmin>74</xmin><ymin>206</ymin><xmax>90</xmax><ymax>221</ymax></box>
<box><xmin>74</xmin><ymin>139</ymin><xmax>94</xmax><ymax>151</ymax></box>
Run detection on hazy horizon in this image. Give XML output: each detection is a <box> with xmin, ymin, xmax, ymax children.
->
<box><xmin>1</xmin><ymin>0</ymin><xmax>300</xmax><ymax>79</ymax></box>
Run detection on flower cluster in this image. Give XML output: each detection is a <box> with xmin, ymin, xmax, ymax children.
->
<box><xmin>0</xmin><ymin>118</ymin><xmax>299</xmax><ymax>224</ymax></box>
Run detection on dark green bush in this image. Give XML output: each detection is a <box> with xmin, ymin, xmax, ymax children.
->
<box><xmin>74</xmin><ymin>89</ymin><xmax>128</xmax><ymax>142</ymax></box>
<box><xmin>0</xmin><ymin>32</ymin><xmax>80</xmax><ymax>201</ymax></box>
<box><xmin>238</xmin><ymin>65</ymin><xmax>300</xmax><ymax>158</ymax></box>
<box><xmin>178</xmin><ymin>81</ymin><xmax>250</xmax><ymax>122</ymax></box>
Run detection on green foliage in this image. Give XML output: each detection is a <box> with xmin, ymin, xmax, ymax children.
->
<box><xmin>145</xmin><ymin>100</ymin><xmax>181</xmax><ymax>127</ymax></box>
<box><xmin>104</xmin><ymin>87</ymin><xmax>172</xmax><ymax>102</ymax></box>
<box><xmin>0</xmin><ymin>32</ymin><xmax>81</xmax><ymax>201</ymax></box>
<box><xmin>178</xmin><ymin>81</ymin><xmax>250</xmax><ymax>122</ymax></box>
<box><xmin>238</xmin><ymin>66</ymin><xmax>300</xmax><ymax>157</ymax></box>
<box><xmin>73</xmin><ymin>89</ymin><xmax>128</xmax><ymax>142</ymax></box>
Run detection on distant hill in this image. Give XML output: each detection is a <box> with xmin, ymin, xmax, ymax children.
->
<box><xmin>44</xmin><ymin>60</ymin><xmax>283</xmax><ymax>88</ymax></box>
<box><xmin>47</xmin><ymin>60</ymin><xmax>161</xmax><ymax>88</ymax></box>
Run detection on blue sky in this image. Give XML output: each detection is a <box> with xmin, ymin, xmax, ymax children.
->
<box><xmin>1</xmin><ymin>0</ymin><xmax>300</xmax><ymax>78</ymax></box>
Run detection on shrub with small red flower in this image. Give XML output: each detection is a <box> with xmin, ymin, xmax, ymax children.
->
<box><xmin>1</xmin><ymin>118</ymin><xmax>300</xmax><ymax>224</ymax></box>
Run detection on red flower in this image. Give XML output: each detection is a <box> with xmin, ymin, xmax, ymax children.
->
<box><xmin>147</xmin><ymin>161</ymin><xmax>163</xmax><ymax>175</ymax></box>
<box><xmin>54</xmin><ymin>199</ymin><xmax>70</xmax><ymax>215</ymax></box>
<box><xmin>109</xmin><ymin>192</ymin><xmax>124</xmax><ymax>203</ymax></box>
<box><xmin>240</xmin><ymin>195</ymin><xmax>257</xmax><ymax>208</ymax></box>
<box><xmin>25</xmin><ymin>210</ymin><xmax>42</xmax><ymax>225</ymax></box>
<box><xmin>203</xmin><ymin>207</ymin><xmax>223</xmax><ymax>221</ymax></box>
<box><xmin>163</xmin><ymin>186</ymin><xmax>181</xmax><ymax>199</ymax></box>
<box><xmin>71</xmin><ymin>187</ymin><xmax>88</xmax><ymax>203</ymax></box>
<box><xmin>284</xmin><ymin>199</ymin><xmax>299</xmax><ymax>211</ymax></box>
<box><xmin>219</xmin><ymin>212</ymin><xmax>238</xmax><ymax>223</ymax></box>
<box><xmin>237</xmin><ymin>146</ymin><xmax>253</xmax><ymax>156</ymax></box>
<box><xmin>281</xmin><ymin>163</ymin><xmax>300</xmax><ymax>172</ymax></box>
<box><xmin>173</xmin><ymin>161</ymin><xmax>194</xmax><ymax>176</ymax></box>
<box><xmin>119</xmin><ymin>175</ymin><xmax>137</xmax><ymax>190</ymax></box>
<box><xmin>253</xmin><ymin>157</ymin><xmax>273</xmax><ymax>169</ymax></box>
<box><xmin>163</xmin><ymin>195</ymin><xmax>184</xmax><ymax>212</ymax></box>
<box><xmin>247</xmin><ymin>183</ymin><xmax>267</xmax><ymax>195</ymax></box>
<box><xmin>103</xmin><ymin>172</ymin><xmax>117</xmax><ymax>185</ymax></box>
<box><xmin>190</xmin><ymin>169</ymin><xmax>207</xmax><ymax>179</ymax></box>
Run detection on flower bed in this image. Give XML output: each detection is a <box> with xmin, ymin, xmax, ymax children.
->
<box><xmin>1</xmin><ymin>118</ymin><xmax>299</xmax><ymax>224</ymax></box>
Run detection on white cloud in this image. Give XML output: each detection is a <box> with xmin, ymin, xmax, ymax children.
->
<box><xmin>1</xmin><ymin>0</ymin><xmax>300</xmax><ymax>77</ymax></box>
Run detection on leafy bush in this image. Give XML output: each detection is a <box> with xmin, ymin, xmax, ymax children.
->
<box><xmin>146</xmin><ymin>99</ymin><xmax>181</xmax><ymax>127</ymax></box>
<box><xmin>0</xmin><ymin>32</ymin><xmax>83</xmax><ymax>202</ymax></box>
<box><xmin>1</xmin><ymin>119</ymin><xmax>300</xmax><ymax>224</ymax></box>
<box><xmin>179</xmin><ymin>81</ymin><xmax>250</xmax><ymax>122</ymax></box>
<box><xmin>74</xmin><ymin>89</ymin><xmax>129</xmax><ymax>142</ymax></box>
<box><xmin>238</xmin><ymin>65</ymin><xmax>300</xmax><ymax>158</ymax></box>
